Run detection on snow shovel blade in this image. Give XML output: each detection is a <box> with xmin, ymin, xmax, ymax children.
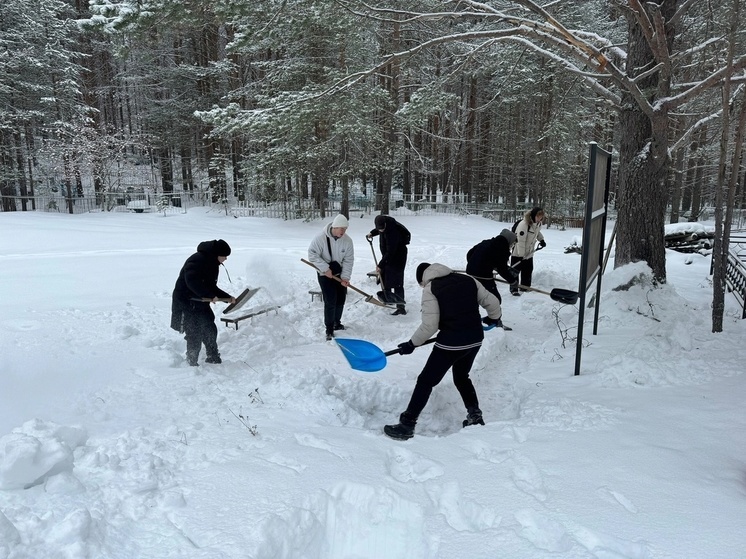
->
<box><xmin>376</xmin><ymin>291</ymin><xmax>406</xmax><ymax>305</ymax></box>
<box><xmin>548</xmin><ymin>288</ymin><xmax>578</xmax><ymax>305</ymax></box>
<box><xmin>335</xmin><ymin>338</ymin><xmax>387</xmax><ymax>372</ymax></box>
<box><xmin>223</xmin><ymin>287</ymin><xmax>261</xmax><ymax>315</ymax></box>
<box><xmin>335</xmin><ymin>338</ymin><xmax>437</xmax><ymax>372</ymax></box>
<box><xmin>300</xmin><ymin>258</ymin><xmax>391</xmax><ymax>308</ymax></box>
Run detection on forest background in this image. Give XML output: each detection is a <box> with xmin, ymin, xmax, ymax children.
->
<box><xmin>1</xmin><ymin>0</ymin><xmax>745</xmax><ymax>326</ymax></box>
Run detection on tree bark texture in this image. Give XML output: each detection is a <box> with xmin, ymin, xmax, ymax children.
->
<box><xmin>614</xmin><ymin>1</ymin><xmax>678</xmax><ymax>282</ymax></box>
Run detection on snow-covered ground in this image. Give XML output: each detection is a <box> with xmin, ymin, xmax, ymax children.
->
<box><xmin>1</xmin><ymin>208</ymin><xmax>744</xmax><ymax>558</ymax></box>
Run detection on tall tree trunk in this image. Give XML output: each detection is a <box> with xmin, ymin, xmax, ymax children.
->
<box><xmin>13</xmin><ymin>132</ymin><xmax>28</xmax><ymax>211</ymax></box>
<box><xmin>180</xmin><ymin>147</ymin><xmax>194</xmax><ymax>193</ymax></box>
<box><xmin>614</xmin><ymin>2</ymin><xmax>678</xmax><ymax>282</ymax></box>
<box><xmin>711</xmin><ymin>0</ymin><xmax>741</xmax><ymax>333</ymax></box>
<box><xmin>159</xmin><ymin>147</ymin><xmax>174</xmax><ymax>194</ymax></box>
<box><xmin>690</xmin><ymin>130</ymin><xmax>707</xmax><ymax>221</ymax></box>
<box><xmin>669</xmin><ymin>145</ymin><xmax>685</xmax><ymax>223</ymax></box>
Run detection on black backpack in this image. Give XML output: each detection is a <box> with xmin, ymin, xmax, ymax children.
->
<box><xmin>511</xmin><ymin>219</ymin><xmax>521</xmax><ymax>233</ymax></box>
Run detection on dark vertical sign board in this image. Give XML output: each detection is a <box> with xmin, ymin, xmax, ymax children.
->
<box><xmin>574</xmin><ymin>143</ymin><xmax>612</xmax><ymax>376</ymax></box>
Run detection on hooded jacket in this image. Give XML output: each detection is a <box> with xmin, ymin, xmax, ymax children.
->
<box><xmin>512</xmin><ymin>209</ymin><xmax>545</xmax><ymax>259</ymax></box>
<box><xmin>307</xmin><ymin>222</ymin><xmax>355</xmax><ymax>281</ymax></box>
<box><xmin>466</xmin><ymin>231</ymin><xmax>515</xmax><ymax>283</ymax></box>
<box><xmin>170</xmin><ymin>240</ymin><xmax>232</xmax><ymax>331</ymax></box>
<box><xmin>410</xmin><ymin>263</ymin><xmax>502</xmax><ymax>350</ymax></box>
<box><xmin>368</xmin><ymin>215</ymin><xmax>408</xmax><ymax>269</ymax></box>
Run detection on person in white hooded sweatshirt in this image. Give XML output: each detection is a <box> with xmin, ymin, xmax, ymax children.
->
<box><xmin>308</xmin><ymin>214</ymin><xmax>355</xmax><ymax>340</ymax></box>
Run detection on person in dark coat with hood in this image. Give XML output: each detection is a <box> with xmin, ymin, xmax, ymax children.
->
<box><xmin>171</xmin><ymin>239</ymin><xmax>235</xmax><ymax>366</ymax></box>
<box><xmin>366</xmin><ymin>214</ymin><xmax>410</xmax><ymax>315</ymax></box>
<box><xmin>466</xmin><ymin>228</ymin><xmax>520</xmax><ymax>305</ymax></box>
<box><xmin>383</xmin><ymin>262</ymin><xmax>502</xmax><ymax>441</ymax></box>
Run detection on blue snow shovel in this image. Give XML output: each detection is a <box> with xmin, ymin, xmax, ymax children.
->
<box><xmin>335</xmin><ymin>338</ymin><xmax>437</xmax><ymax>372</ymax></box>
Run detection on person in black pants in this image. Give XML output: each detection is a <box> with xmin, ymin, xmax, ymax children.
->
<box><xmin>511</xmin><ymin>207</ymin><xmax>546</xmax><ymax>295</ymax></box>
<box><xmin>366</xmin><ymin>214</ymin><xmax>410</xmax><ymax>315</ymax></box>
<box><xmin>308</xmin><ymin>214</ymin><xmax>355</xmax><ymax>340</ymax></box>
<box><xmin>171</xmin><ymin>239</ymin><xmax>235</xmax><ymax>366</ymax></box>
<box><xmin>384</xmin><ymin>262</ymin><xmax>502</xmax><ymax>440</ymax></box>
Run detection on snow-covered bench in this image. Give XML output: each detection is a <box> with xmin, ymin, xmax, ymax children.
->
<box><xmin>126</xmin><ymin>200</ymin><xmax>154</xmax><ymax>213</ymax></box>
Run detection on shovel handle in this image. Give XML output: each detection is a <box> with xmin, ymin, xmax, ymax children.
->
<box><xmin>301</xmin><ymin>258</ymin><xmax>384</xmax><ymax>304</ymax></box>
<box><xmin>384</xmin><ymin>337</ymin><xmax>436</xmax><ymax>357</ymax></box>
<box><xmin>192</xmin><ymin>297</ymin><xmax>234</xmax><ymax>302</ymax></box>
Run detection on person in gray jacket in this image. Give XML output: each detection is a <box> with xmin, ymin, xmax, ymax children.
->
<box><xmin>308</xmin><ymin>214</ymin><xmax>355</xmax><ymax>340</ymax></box>
<box><xmin>384</xmin><ymin>262</ymin><xmax>502</xmax><ymax>440</ymax></box>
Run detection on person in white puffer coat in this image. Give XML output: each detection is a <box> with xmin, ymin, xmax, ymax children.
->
<box><xmin>308</xmin><ymin>214</ymin><xmax>355</xmax><ymax>340</ymax></box>
<box><xmin>510</xmin><ymin>207</ymin><xmax>546</xmax><ymax>295</ymax></box>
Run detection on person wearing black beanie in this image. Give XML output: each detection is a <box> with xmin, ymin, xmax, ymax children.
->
<box><xmin>171</xmin><ymin>240</ymin><xmax>236</xmax><ymax>366</ymax></box>
<box><xmin>366</xmin><ymin>214</ymin><xmax>411</xmax><ymax>315</ymax></box>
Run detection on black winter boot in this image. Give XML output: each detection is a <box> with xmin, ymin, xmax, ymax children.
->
<box><xmin>186</xmin><ymin>351</ymin><xmax>199</xmax><ymax>367</ymax></box>
<box><xmin>205</xmin><ymin>354</ymin><xmax>222</xmax><ymax>364</ymax></box>
<box><xmin>384</xmin><ymin>412</ymin><xmax>417</xmax><ymax>440</ymax></box>
<box><xmin>391</xmin><ymin>307</ymin><xmax>407</xmax><ymax>316</ymax></box>
<box><xmin>463</xmin><ymin>407</ymin><xmax>485</xmax><ymax>428</ymax></box>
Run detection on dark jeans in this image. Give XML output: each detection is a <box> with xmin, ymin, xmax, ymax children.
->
<box><xmin>380</xmin><ymin>266</ymin><xmax>406</xmax><ymax>310</ymax></box>
<box><xmin>317</xmin><ymin>275</ymin><xmax>347</xmax><ymax>331</ymax></box>
<box><xmin>184</xmin><ymin>302</ymin><xmax>219</xmax><ymax>358</ymax></box>
<box><xmin>510</xmin><ymin>256</ymin><xmax>534</xmax><ymax>289</ymax></box>
<box><xmin>404</xmin><ymin>345</ymin><xmax>481</xmax><ymax>418</ymax></box>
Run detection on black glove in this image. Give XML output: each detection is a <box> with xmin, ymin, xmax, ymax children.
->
<box><xmin>539</xmin><ymin>240</ymin><xmax>547</xmax><ymax>248</ymax></box>
<box><xmin>398</xmin><ymin>340</ymin><xmax>416</xmax><ymax>355</ymax></box>
<box><xmin>506</xmin><ymin>267</ymin><xmax>520</xmax><ymax>285</ymax></box>
<box><xmin>482</xmin><ymin>316</ymin><xmax>501</xmax><ymax>327</ymax></box>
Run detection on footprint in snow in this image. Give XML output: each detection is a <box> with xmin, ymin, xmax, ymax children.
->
<box><xmin>460</xmin><ymin>439</ymin><xmax>510</xmax><ymax>465</ymax></box>
<box><xmin>260</xmin><ymin>453</ymin><xmax>306</xmax><ymax>473</ymax></box>
<box><xmin>385</xmin><ymin>446</ymin><xmax>444</xmax><ymax>483</ymax></box>
<box><xmin>513</xmin><ymin>509</ymin><xmax>574</xmax><ymax>552</ymax></box>
<box><xmin>426</xmin><ymin>481</ymin><xmax>500</xmax><ymax>531</ymax></box>
<box><xmin>294</xmin><ymin>433</ymin><xmax>350</xmax><ymax>461</ymax></box>
<box><xmin>510</xmin><ymin>451</ymin><xmax>549</xmax><ymax>502</ymax></box>
<box><xmin>595</xmin><ymin>485</ymin><xmax>639</xmax><ymax>513</ymax></box>
<box><xmin>571</xmin><ymin>523</ymin><xmax>650</xmax><ymax>558</ymax></box>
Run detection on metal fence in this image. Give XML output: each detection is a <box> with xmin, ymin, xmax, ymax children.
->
<box><xmin>0</xmin><ymin>192</ymin><xmax>209</xmax><ymax>215</ymax></box>
<box><xmin>725</xmin><ymin>229</ymin><xmax>746</xmax><ymax>319</ymax></box>
<box><xmin>2</xmin><ymin>191</ymin><xmax>595</xmax><ymax>230</ymax></box>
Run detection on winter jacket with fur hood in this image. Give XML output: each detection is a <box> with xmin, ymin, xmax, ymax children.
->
<box><xmin>410</xmin><ymin>263</ymin><xmax>501</xmax><ymax>350</ymax></box>
<box><xmin>512</xmin><ymin>209</ymin><xmax>545</xmax><ymax>259</ymax></box>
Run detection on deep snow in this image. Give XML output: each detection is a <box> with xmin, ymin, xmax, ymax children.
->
<box><xmin>1</xmin><ymin>208</ymin><xmax>745</xmax><ymax>559</ymax></box>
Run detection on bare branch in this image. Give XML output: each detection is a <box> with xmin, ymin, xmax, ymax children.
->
<box><xmin>662</xmin><ymin>61</ymin><xmax>746</xmax><ymax>110</ymax></box>
<box><xmin>669</xmin><ymin>0</ymin><xmax>701</xmax><ymax>28</ymax></box>
<box><xmin>669</xmin><ymin>84</ymin><xmax>746</xmax><ymax>153</ymax></box>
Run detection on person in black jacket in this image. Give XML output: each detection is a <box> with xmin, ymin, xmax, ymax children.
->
<box><xmin>171</xmin><ymin>239</ymin><xmax>235</xmax><ymax>366</ymax></box>
<box><xmin>366</xmin><ymin>214</ymin><xmax>410</xmax><ymax>315</ymax></box>
<box><xmin>466</xmin><ymin>228</ymin><xmax>520</xmax><ymax>304</ymax></box>
<box><xmin>383</xmin><ymin>262</ymin><xmax>502</xmax><ymax>440</ymax></box>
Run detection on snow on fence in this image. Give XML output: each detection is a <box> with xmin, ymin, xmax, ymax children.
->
<box><xmin>724</xmin><ymin>230</ymin><xmax>746</xmax><ymax>319</ymax></box>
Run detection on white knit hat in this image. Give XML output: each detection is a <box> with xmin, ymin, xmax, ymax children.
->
<box><xmin>331</xmin><ymin>214</ymin><xmax>349</xmax><ymax>228</ymax></box>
